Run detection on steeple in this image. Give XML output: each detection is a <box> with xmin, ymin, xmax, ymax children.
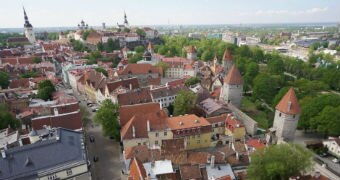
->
<box><xmin>23</xmin><ymin>7</ymin><xmax>32</xmax><ymax>28</ymax></box>
<box><xmin>124</xmin><ymin>11</ymin><xmax>129</xmax><ymax>26</ymax></box>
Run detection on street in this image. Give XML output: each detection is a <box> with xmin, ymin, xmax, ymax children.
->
<box><xmin>71</xmin><ymin>90</ymin><xmax>122</xmax><ymax>180</ymax></box>
<box><xmin>86</xmin><ymin>122</ymin><xmax>122</xmax><ymax>180</ymax></box>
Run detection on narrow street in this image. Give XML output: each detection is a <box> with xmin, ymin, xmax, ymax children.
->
<box><xmin>72</xmin><ymin>91</ymin><xmax>122</xmax><ymax>180</ymax></box>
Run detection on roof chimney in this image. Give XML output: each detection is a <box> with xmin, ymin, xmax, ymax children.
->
<box><xmin>54</xmin><ymin>107</ymin><xmax>59</xmax><ymax>115</ymax></box>
<box><xmin>147</xmin><ymin>120</ymin><xmax>150</xmax><ymax>132</ymax></box>
<box><xmin>1</xmin><ymin>150</ymin><xmax>6</xmax><ymax>159</ymax></box>
<box><xmin>132</xmin><ymin>126</ymin><xmax>136</xmax><ymax>138</ymax></box>
<box><xmin>210</xmin><ymin>155</ymin><xmax>215</xmax><ymax>168</ymax></box>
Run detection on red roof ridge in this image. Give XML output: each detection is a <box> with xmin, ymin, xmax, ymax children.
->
<box><xmin>275</xmin><ymin>87</ymin><xmax>301</xmax><ymax>115</ymax></box>
<box><xmin>224</xmin><ymin>65</ymin><xmax>243</xmax><ymax>84</ymax></box>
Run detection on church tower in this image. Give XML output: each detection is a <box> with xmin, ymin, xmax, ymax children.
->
<box><xmin>272</xmin><ymin>87</ymin><xmax>301</xmax><ymax>141</ymax></box>
<box><xmin>23</xmin><ymin>7</ymin><xmax>36</xmax><ymax>44</ymax></box>
<box><xmin>147</xmin><ymin>41</ymin><xmax>154</xmax><ymax>54</ymax></box>
<box><xmin>222</xmin><ymin>49</ymin><xmax>233</xmax><ymax>75</ymax></box>
<box><xmin>124</xmin><ymin>11</ymin><xmax>129</xmax><ymax>27</ymax></box>
<box><xmin>186</xmin><ymin>45</ymin><xmax>197</xmax><ymax>61</ymax></box>
<box><xmin>220</xmin><ymin>65</ymin><xmax>243</xmax><ymax>108</ymax></box>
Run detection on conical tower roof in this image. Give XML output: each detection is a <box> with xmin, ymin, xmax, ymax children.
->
<box><xmin>223</xmin><ymin>49</ymin><xmax>232</xmax><ymax>61</ymax></box>
<box><xmin>147</xmin><ymin>42</ymin><xmax>153</xmax><ymax>50</ymax></box>
<box><xmin>276</xmin><ymin>87</ymin><xmax>301</xmax><ymax>115</ymax></box>
<box><xmin>224</xmin><ymin>65</ymin><xmax>243</xmax><ymax>84</ymax></box>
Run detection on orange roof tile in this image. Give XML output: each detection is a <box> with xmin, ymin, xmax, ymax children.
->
<box><xmin>224</xmin><ymin>65</ymin><xmax>243</xmax><ymax>84</ymax></box>
<box><xmin>129</xmin><ymin>158</ymin><xmax>147</xmax><ymax>180</ymax></box>
<box><xmin>166</xmin><ymin>114</ymin><xmax>211</xmax><ymax>130</ymax></box>
<box><xmin>275</xmin><ymin>87</ymin><xmax>301</xmax><ymax>115</ymax></box>
<box><xmin>223</xmin><ymin>49</ymin><xmax>232</xmax><ymax>61</ymax></box>
<box><xmin>246</xmin><ymin>138</ymin><xmax>266</xmax><ymax>149</ymax></box>
<box><xmin>119</xmin><ymin>102</ymin><xmax>161</xmax><ymax>126</ymax></box>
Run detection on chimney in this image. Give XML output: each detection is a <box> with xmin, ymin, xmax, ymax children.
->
<box><xmin>314</xmin><ymin>171</ymin><xmax>321</xmax><ymax>178</ymax></box>
<box><xmin>210</xmin><ymin>155</ymin><xmax>215</xmax><ymax>168</ymax></box>
<box><xmin>132</xmin><ymin>126</ymin><xmax>136</xmax><ymax>138</ymax></box>
<box><xmin>129</xmin><ymin>83</ymin><xmax>132</xmax><ymax>90</ymax></box>
<box><xmin>54</xmin><ymin>108</ymin><xmax>59</xmax><ymax>115</ymax></box>
<box><xmin>287</xmin><ymin>101</ymin><xmax>292</xmax><ymax>112</ymax></box>
<box><xmin>1</xmin><ymin>149</ymin><xmax>6</xmax><ymax>159</ymax></box>
<box><xmin>147</xmin><ymin>120</ymin><xmax>150</xmax><ymax>132</ymax></box>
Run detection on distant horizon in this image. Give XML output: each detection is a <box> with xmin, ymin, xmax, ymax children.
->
<box><xmin>1</xmin><ymin>0</ymin><xmax>340</xmax><ymax>29</ymax></box>
<box><xmin>1</xmin><ymin>21</ymin><xmax>339</xmax><ymax>30</ymax></box>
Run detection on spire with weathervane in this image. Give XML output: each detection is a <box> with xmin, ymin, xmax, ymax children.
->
<box><xmin>23</xmin><ymin>6</ymin><xmax>36</xmax><ymax>44</ymax></box>
<box><xmin>124</xmin><ymin>11</ymin><xmax>129</xmax><ymax>27</ymax></box>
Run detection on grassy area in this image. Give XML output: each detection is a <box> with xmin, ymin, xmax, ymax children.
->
<box><xmin>241</xmin><ymin>97</ymin><xmax>274</xmax><ymax>129</ymax></box>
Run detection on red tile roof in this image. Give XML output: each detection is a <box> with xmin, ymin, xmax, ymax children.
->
<box><xmin>275</xmin><ymin>87</ymin><xmax>301</xmax><ymax>115</ymax></box>
<box><xmin>31</xmin><ymin>110</ymin><xmax>82</xmax><ymax>130</ymax></box>
<box><xmin>119</xmin><ymin>102</ymin><xmax>161</xmax><ymax>126</ymax></box>
<box><xmin>180</xmin><ymin>165</ymin><xmax>202</xmax><ymax>180</ymax></box>
<box><xmin>106</xmin><ymin>78</ymin><xmax>139</xmax><ymax>93</ymax></box>
<box><xmin>206</xmin><ymin>114</ymin><xmax>227</xmax><ymax>124</ymax></box>
<box><xmin>226</xmin><ymin>114</ymin><xmax>244</xmax><ymax>133</ymax></box>
<box><xmin>117</xmin><ymin>87</ymin><xmax>152</xmax><ymax>106</ymax></box>
<box><xmin>224</xmin><ymin>65</ymin><xmax>243</xmax><ymax>84</ymax></box>
<box><xmin>166</xmin><ymin>114</ymin><xmax>211</xmax><ymax>130</ymax></box>
<box><xmin>129</xmin><ymin>158</ymin><xmax>147</xmax><ymax>180</ymax></box>
<box><xmin>246</xmin><ymin>138</ymin><xmax>266</xmax><ymax>149</ymax></box>
<box><xmin>223</xmin><ymin>49</ymin><xmax>232</xmax><ymax>61</ymax></box>
<box><xmin>9</xmin><ymin>78</ymin><xmax>30</xmax><ymax>89</ymax></box>
<box><xmin>117</xmin><ymin>63</ymin><xmax>162</xmax><ymax>75</ymax></box>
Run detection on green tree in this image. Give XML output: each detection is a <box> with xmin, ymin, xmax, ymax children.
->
<box><xmin>185</xmin><ymin>77</ymin><xmax>201</xmax><ymax>86</ymax></box>
<box><xmin>267</xmin><ymin>58</ymin><xmax>285</xmax><ymax>75</ymax></box>
<box><xmin>311</xmin><ymin>106</ymin><xmax>340</xmax><ymax>136</ymax></box>
<box><xmin>134</xmin><ymin>45</ymin><xmax>145</xmax><ymax>53</ymax></box>
<box><xmin>0</xmin><ymin>104</ymin><xmax>21</xmax><ymax>129</ymax></box>
<box><xmin>0</xmin><ymin>71</ymin><xmax>10</xmax><ymax>89</ymax></box>
<box><xmin>253</xmin><ymin>74</ymin><xmax>278</xmax><ymax>104</ymax></box>
<box><xmin>155</xmin><ymin>61</ymin><xmax>169</xmax><ymax>77</ymax></box>
<box><xmin>95</xmin><ymin>68</ymin><xmax>108</xmax><ymax>77</ymax></box>
<box><xmin>173</xmin><ymin>90</ymin><xmax>197</xmax><ymax>116</ymax></box>
<box><xmin>299</xmin><ymin>94</ymin><xmax>340</xmax><ymax>130</ymax></box>
<box><xmin>252</xmin><ymin>47</ymin><xmax>265</xmax><ymax>62</ymax></box>
<box><xmin>105</xmin><ymin>38</ymin><xmax>119</xmax><ymax>52</ymax></box>
<box><xmin>201</xmin><ymin>50</ymin><xmax>213</xmax><ymax>61</ymax></box>
<box><xmin>37</xmin><ymin>80</ymin><xmax>55</xmax><ymax>101</ymax></box>
<box><xmin>123</xmin><ymin>28</ymin><xmax>131</xmax><ymax>33</ymax></box>
<box><xmin>80</xmin><ymin>105</ymin><xmax>91</xmax><ymax>128</ymax></box>
<box><xmin>244</xmin><ymin>62</ymin><xmax>259</xmax><ymax>86</ymax></box>
<box><xmin>94</xmin><ymin>99</ymin><xmax>120</xmax><ymax>140</ymax></box>
<box><xmin>128</xmin><ymin>53</ymin><xmax>143</xmax><ymax>63</ymax></box>
<box><xmin>32</xmin><ymin>57</ymin><xmax>42</xmax><ymax>64</ymax></box>
<box><xmin>20</xmin><ymin>71</ymin><xmax>38</xmax><ymax>78</ymax></box>
<box><xmin>247</xmin><ymin>144</ymin><xmax>313</xmax><ymax>180</ymax></box>
<box><xmin>136</xmin><ymin>28</ymin><xmax>146</xmax><ymax>37</ymax></box>
<box><xmin>97</xmin><ymin>42</ymin><xmax>104</xmax><ymax>51</ymax></box>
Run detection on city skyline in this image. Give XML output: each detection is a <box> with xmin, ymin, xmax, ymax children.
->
<box><xmin>1</xmin><ymin>0</ymin><xmax>340</xmax><ymax>28</ymax></box>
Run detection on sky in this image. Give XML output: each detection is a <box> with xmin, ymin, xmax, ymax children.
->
<box><xmin>0</xmin><ymin>0</ymin><xmax>340</xmax><ymax>28</ymax></box>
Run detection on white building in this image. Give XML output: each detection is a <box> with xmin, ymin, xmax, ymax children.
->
<box><xmin>220</xmin><ymin>65</ymin><xmax>243</xmax><ymax>108</ymax></box>
<box><xmin>323</xmin><ymin>138</ymin><xmax>340</xmax><ymax>158</ymax></box>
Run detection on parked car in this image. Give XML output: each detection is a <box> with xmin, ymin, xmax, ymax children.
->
<box><xmin>332</xmin><ymin>158</ymin><xmax>339</xmax><ymax>163</ymax></box>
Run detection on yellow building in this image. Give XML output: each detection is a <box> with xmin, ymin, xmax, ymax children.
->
<box><xmin>225</xmin><ymin>115</ymin><xmax>245</xmax><ymax>140</ymax></box>
<box><xmin>166</xmin><ymin>114</ymin><xmax>212</xmax><ymax>150</ymax></box>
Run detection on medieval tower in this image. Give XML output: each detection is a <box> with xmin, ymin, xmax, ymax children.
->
<box><xmin>272</xmin><ymin>87</ymin><xmax>301</xmax><ymax>141</ymax></box>
<box><xmin>219</xmin><ymin>64</ymin><xmax>243</xmax><ymax>108</ymax></box>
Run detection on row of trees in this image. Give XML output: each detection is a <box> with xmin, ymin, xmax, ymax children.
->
<box><xmin>96</xmin><ymin>38</ymin><xmax>120</xmax><ymax>53</ymax></box>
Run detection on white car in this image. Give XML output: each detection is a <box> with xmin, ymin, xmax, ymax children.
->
<box><xmin>332</xmin><ymin>158</ymin><xmax>339</xmax><ymax>163</ymax></box>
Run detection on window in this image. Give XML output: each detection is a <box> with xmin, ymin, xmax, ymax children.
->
<box><xmin>155</xmin><ymin>132</ymin><xmax>159</xmax><ymax>137</ymax></box>
<box><xmin>143</xmin><ymin>142</ymin><xmax>147</xmax><ymax>145</ymax></box>
<box><xmin>155</xmin><ymin>140</ymin><xmax>158</xmax><ymax>145</ymax></box>
<box><xmin>197</xmin><ymin>140</ymin><xmax>200</xmax><ymax>144</ymax></box>
<box><xmin>293</xmin><ymin>115</ymin><xmax>296</xmax><ymax>118</ymax></box>
<box><xmin>138</xmin><ymin>143</ymin><xmax>141</xmax><ymax>146</ymax></box>
<box><xmin>279</xmin><ymin>113</ymin><xmax>282</xmax><ymax>117</ymax></box>
<box><xmin>164</xmin><ymin>131</ymin><xmax>167</xmax><ymax>136</ymax></box>
<box><xmin>48</xmin><ymin>174</ymin><xmax>57</xmax><ymax>180</ymax></box>
<box><xmin>66</xmin><ymin>169</ymin><xmax>73</xmax><ymax>176</ymax></box>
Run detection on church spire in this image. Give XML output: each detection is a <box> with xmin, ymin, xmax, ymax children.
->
<box><xmin>23</xmin><ymin>6</ymin><xmax>32</xmax><ymax>28</ymax></box>
<box><xmin>124</xmin><ymin>11</ymin><xmax>129</xmax><ymax>26</ymax></box>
